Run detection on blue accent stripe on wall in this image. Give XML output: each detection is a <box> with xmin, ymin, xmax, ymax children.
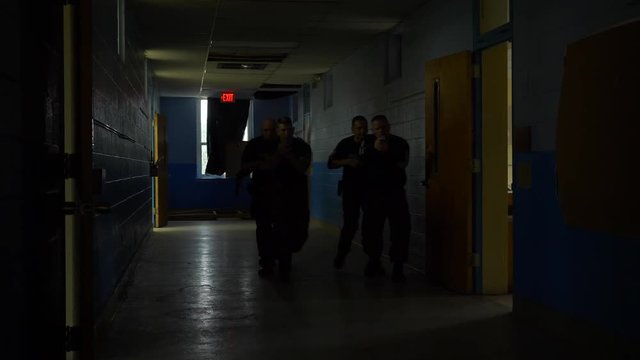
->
<box><xmin>514</xmin><ymin>151</ymin><xmax>640</xmax><ymax>337</ymax></box>
<box><xmin>310</xmin><ymin>161</ymin><xmax>343</xmax><ymax>226</ymax></box>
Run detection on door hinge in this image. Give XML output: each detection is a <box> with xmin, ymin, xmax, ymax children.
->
<box><xmin>470</xmin><ymin>253</ymin><xmax>481</xmax><ymax>268</ymax></box>
<box><xmin>472</xmin><ymin>158</ymin><xmax>481</xmax><ymax>173</ymax></box>
<box><xmin>65</xmin><ymin>325</ymin><xmax>81</xmax><ymax>352</ymax></box>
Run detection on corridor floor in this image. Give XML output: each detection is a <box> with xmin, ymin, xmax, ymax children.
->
<box><xmin>96</xmin><ymin>220</ymin><xmax>610</xmax><ymax>360</ymax></box>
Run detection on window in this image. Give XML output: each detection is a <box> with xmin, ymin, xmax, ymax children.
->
<box><xmin>198</xmin><ymin>99</ymin><xmax>248</xmax><ymax>177</ymax></box>
<box><xmin>199</xmin><ymin>99</ymin><xmax>208</xmax><ymax>176</ymax></box>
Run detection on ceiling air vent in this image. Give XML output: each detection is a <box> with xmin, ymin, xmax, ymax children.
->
<box><xmin>260</xmin><ymin>83</ymin><xmax>302</xmax><ymax>89</ymax></box>
<box><xmin>209</xmin><ymin>52</ymin><xmax>288</xmax><ymax>63</ymax></box>
<box><xmin>217</xmin><ymin>63</ymin><xmax>268</xmax><ymax>70</ymax></box>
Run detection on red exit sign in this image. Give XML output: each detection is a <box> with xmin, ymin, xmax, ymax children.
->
<box><xmin>220</xmin><ymin>92</ymin><xmax>235</xmax><ymax>103</ymax></box>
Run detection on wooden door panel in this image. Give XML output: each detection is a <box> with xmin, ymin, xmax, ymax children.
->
<box><xmin>425</xmin><ymin>51</ymin><xmax>473</xmax><ymax>293</ymax></box>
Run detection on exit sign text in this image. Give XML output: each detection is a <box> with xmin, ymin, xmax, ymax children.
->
<box><xmin>220</xmin><ymin>92</ymin><xmax>235</xmax><ymax>103</ymax></box>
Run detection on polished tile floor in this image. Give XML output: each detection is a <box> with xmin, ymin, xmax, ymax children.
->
<box><xmin>96</xmin><ymin>220</ymin><xmax>615</xmax><ymax>360</ymax></box>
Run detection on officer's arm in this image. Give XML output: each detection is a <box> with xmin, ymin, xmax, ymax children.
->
<box><xmin>238</xmin><ymin>143</ymin><xmax>258</xmax><ymax>177</ymax></box>
<box><xmin>327</xmin><ymin>150</ymin><xmax>341</xmax><ymax>169</ymax></box>
<box><xmin>327</xmin><ymin>141</ymin><xmax>350</xmax><ymax>169</ymax></box>
<box><xmin>284</xmin><ymin>144</ymin><xmax>312</xmax><ymax>175</ymax></box>
<box><xmin>395</xmin><ymin>141</ymin><xmax>410</xmax><ymax>169</ymax></box>
<box><xmin>329</xmin><ymin>155</ymin><xmax>357</xmax><ymax>169</ymax></box>
<box><xmin>292</xmin><ymin>152</ymin><xmax>312</xmax><ymax>175</ymax></box>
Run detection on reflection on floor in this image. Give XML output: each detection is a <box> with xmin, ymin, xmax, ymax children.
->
<box><xmin>95</xmin><ymin>220</ymin><xmax>612</xmax><ymax>360</ymax></box>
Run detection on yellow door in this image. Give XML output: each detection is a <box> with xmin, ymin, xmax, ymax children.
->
<box><xmin>481</xmin><ymin>42</ymin><xmax>510</xmax><ymax>294</ymax></box>
<box><xmin>154</xmin><ymin>113</ymin><xmax>169</xmax><ymax>227</ymax></box>
<box><xmin>425</xmin><ymin>51</ymin><xmax>474</xmax><ymax>294</ymax></box>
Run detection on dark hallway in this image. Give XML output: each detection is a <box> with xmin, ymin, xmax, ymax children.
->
<box><xmin>5</xmin><ymin>0</ymin><xmax>640</xmax><ymax>359</ymax></box>
<box><xmin>96</xmin><ymin>221</ymin><xmax>619</xmax><ymax>360</ymax></box>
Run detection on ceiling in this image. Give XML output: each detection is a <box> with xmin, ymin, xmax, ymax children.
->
<box><xmin>132</xmin><ymin>0</ymin><xmax>429</xmax><ymax>98</ymax></box>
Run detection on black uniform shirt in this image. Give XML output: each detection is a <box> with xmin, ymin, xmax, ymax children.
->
<box><xmin>274</xmin><ymin>137</ymin><xmax>312</xmax><ymax>188</ymax></box>
<box><xmin>363</xmin><ymin>134</ymin><xmax>410</xmax><ymax>188</ymax></box>
<box><xmin>241</xmin><ymin>136</ymin><xmax>277</xmax><ymax>186</ymax></box>
<box><xmin>327</xmin><ymin>135</ymin><xmax>371</xmax><ymax>186</ymax></box>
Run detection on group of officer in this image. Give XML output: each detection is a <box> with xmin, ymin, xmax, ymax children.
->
<box><xmin>238</xmin><ymin>114</ymin><xmax>410</xmax><ymax>283</ymax></box>
<box><xmin>328</xmin><ymin>115</ymin><xmax>411</xmax><ymax>283</ymax></box>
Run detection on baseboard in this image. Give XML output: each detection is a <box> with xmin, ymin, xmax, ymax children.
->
<box><xmin>167</xmin><ymin>208</ymin><xmax>252</xmax><ymax>221</ymax></box>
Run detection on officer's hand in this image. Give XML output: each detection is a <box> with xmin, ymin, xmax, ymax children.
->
<box><xmin>374</xmin><ymin>137</ymin><xmax>389</xmax><ymax>152</ymax></box>
<box><xmin>277</xmin><ymin>140</ymin><xmax>291</xmax><ymax>153</ymax></box>
<box><xmin>346</xmin><ymin>158</ymin><xmax>360</xmax><ymax>167</ymax></box>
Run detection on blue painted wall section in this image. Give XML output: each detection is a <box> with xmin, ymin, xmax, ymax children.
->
<box><xmin>161</xmin><ymin>97</ymin><xmax>250</xmax><ymax>210</ymax></box>
<box><xmin>167</xmin><ymin>163</ymin><xmax>250</xmax><ymax>209</ymax></box>
<box><xmin>251</xmin><ymin>96</ymin><xmax>294</xmax><ymax>136</ymax></box>
<box><xmin>514</xmin><ymin>152</ymin><xmax>640</xmax><ymax>337</ymax></box>
<box><xmin>310</xmin><ymin>161</ymin><xmax>343</xmax><ymax>226</ymax></box>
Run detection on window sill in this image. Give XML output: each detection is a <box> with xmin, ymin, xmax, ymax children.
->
<box><xmin>196</xmin><ymin>174</ymin><xmax>227</xmax><ymax>180</ymax></box>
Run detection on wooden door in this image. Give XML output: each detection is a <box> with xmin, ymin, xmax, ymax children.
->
<box><xmin>154</xmin><ymin>113</ymin><xmax>169</xmax><ymax>227</ymax></box>
<box><xmin>425</xmin><ymin>51</ymin><xmax>474</xmax><ymax>293</ymax></box>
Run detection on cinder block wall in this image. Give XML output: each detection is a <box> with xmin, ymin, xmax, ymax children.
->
<box><xmin>92</xmin><ymin>0</ymin><xmax>157</xmax><ymax>316</ymax></box>
<box><xmin>305</xmin><ymin>0</ymin><xmax>472</xmax><ymax>271</ymax></box>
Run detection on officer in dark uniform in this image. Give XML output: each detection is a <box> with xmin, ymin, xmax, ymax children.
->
<box><xmin>237</xmin><ymin>118</ymin><xmax>278</xmax><ymax>276</ymax></box>
<box><xmin>362</xmin><ymin>115</ymin><xmax>411</xmax><ymax>282</ymax></box>
<box><xmin>327</xmin><ymin>115</ymin><xmax>370</xmax><ymax>269</ymax></box>
<box><xmin>271</xmin><ymin>116</ymin><xmax>312</xmax><ymax>281</ymax></box>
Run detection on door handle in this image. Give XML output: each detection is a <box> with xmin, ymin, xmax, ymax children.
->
<box><xmin>63</xmin><ymin>201</ymin><xmax>111</xmax><ymax>215</ymax></box>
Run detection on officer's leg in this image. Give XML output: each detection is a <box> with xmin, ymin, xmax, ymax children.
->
<box><xmin>362</xmin><ymin>191</ymin><xmax>386</xmax><ymax>276</ymax></box>
<box><xmin>334</xmin><ymin>187</ymin><xmax>360</xmax><ymax>268</ymax></box>
<box><xmin>388</xmin><ymin>188</ymin><xmax>411</xmax><ymax>282</ymax></box>
<box><xmin>254</xmin><ymin>193</ymin><xmax>274</xmax><ymax>275</ymax></box>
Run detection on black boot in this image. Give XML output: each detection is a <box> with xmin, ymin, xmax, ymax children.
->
<box><xmin>258</xmin><ymin>257</ymin><xmax>274</xmax><ymax>277</ymax></box>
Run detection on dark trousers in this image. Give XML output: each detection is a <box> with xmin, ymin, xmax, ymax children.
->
<box><xmin>362</xmin><ymin>187</ymin><xmax>411</xmax><ymax>263</ymax></box>
<box><xmin>269</xmin><ymin>182</ymin><xmax>309</xmax><ymax>274</ymax></box>
<box><xmin>273</xmin><ymin>191</ymin><xmax>309</xmax><ymax>256</ymax></box>
<box><xmin>336</xmin><ymin>184</ymin><xmax>365</xmax><ymax>256</ymax></box>
<box><xmin>251</xmin><ymin>189</ymin><xmax>275</xmax><ymax>267</ymax></box>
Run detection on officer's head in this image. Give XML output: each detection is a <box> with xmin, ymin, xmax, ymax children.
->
<box><xmin>371</xmin><ymin>115</ymin><xmax>390</xmax><ymax>139</ymax></box>
<box><xmin>277</xmin><ymin>117</ymin><xmax>294</xmax><ymax>141</ymax></box>
<box><xmin>261</xmin><ymin>118</ymin><xmax>276</xmax><ymax>141</ymax></box>
<box><xmin>351</xmin><ymin>115</ymin><xmax>367</xmax><ymax>141</ymax></box>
